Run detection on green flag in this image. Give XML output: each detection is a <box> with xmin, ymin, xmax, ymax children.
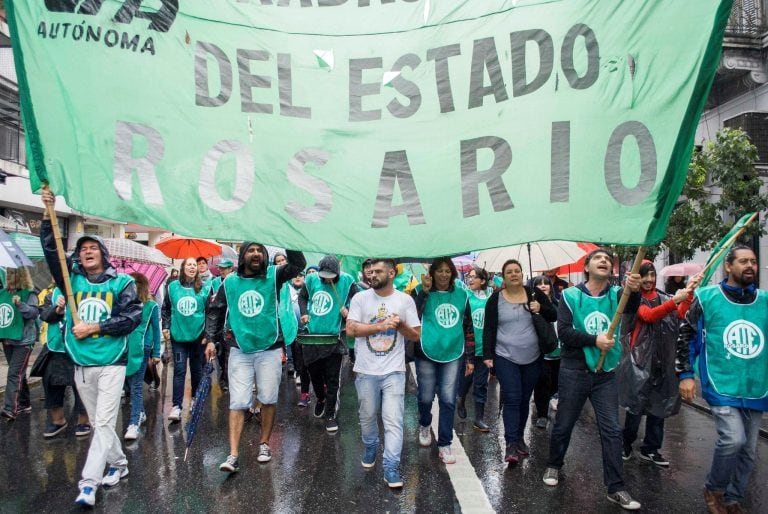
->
<box><xmin>7</xmin><ymin>0</ymin><xmax>732</xmax><ymax>257</ymax></box>
<box><xmin>701</xmin><ymin>213</ymin><xmax>757</xmax><ymax>286</ymax></box>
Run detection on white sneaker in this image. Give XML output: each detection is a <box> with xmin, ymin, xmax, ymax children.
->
<box><xmin>438</xmin><ymin>446</ymin><xmax>456</xmax><ymax>464</ymax></box>
<box><xmin>75</xmin><ymin>486</ymin><xmax>96</xmax><ymax>506</ymax></box>
<box><xmin>418</xmin><ymin>425</ymin><xmax>432</xmax><ymax>447</ymax></box>
<box><xmin>102</xmin><ymin>466</ymin><xmax>128</xmax><ymax>487</ymax></box>
<box><xmin>124</xmin><ymin>425</ymin><xmax>139</xmax><ymax>441</ymax></box>
<box><xmin>168</xmin><ymin>406</ymin><xmax>181</xmax><ymax>422</ymax></box>
<box><xmin>549</xmin><ymin>396</ymin><xmax>559</xmax><ymax>412</ymax></box>
<box><xmin>138</xmin><ymin>412</ymin><xmax>147</xmax><ymax>426</ymax></box>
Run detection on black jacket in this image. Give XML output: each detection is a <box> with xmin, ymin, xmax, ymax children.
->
<box><xmin>482</xmin><ymin>287</ymin><xmax>557</xmax><ymax>361</ymax></box>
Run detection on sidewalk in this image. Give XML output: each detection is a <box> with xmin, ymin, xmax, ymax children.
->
<box><xmin>0</xmin><ymin>344</ymin><xmax>43</xmax><ymax>396</ymax></box>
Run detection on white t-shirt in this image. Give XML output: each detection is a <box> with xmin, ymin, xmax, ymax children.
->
<box><xmin>348</xmin><ymin>289</ymin><xmax>420</xmax><ymax>375</ymax></box>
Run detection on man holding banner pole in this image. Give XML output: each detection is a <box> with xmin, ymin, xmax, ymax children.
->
<box><xmin>542</xmin><ymin>248</ymin><xmax>642</xmax><ymax>511</ymax></box>
<box><xmin>677</xmin><ymin>245</ymin><xmax>767</xmax><ymax>514</ymax></box>
<box><xmin>205</xmin><ymin>242</ymin><xmax>305</xmax><ymax>472</ymax></box>
<box><xmin>39</xmin><ymin>190</ymin><xmax>143</xmax><ymax>507</ymax></box>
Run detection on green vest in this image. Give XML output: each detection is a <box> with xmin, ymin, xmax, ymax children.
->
<box><xmin>698</xmin><ymin>285</ymin><xmax>768</xmax><ymax>399</ymax></box>
<box><xmin>65</xmin><ymin>273</ymin><xmax>134</xmax><ymax>366</ymax></box>
<box><xmin>168</xmin><ymin>280</ymin><xmax>211</xmax><ymax>342</ymax></box>
<box><xmin>0</xmin><ymin>288</ymin><xmax>28</xmax><ymax>340</ymax></box>
<box><xmin>421</xmin><ymin>286</ymin><xmax>468</xmax><ymax>362</ymax></box>
<box><xmin>224</xmin><ymin>267</ymin><xmax>279</xmax><ymax>353</ymax></box>
<box><xmin>127</xmin><ymin>301</ymin><xmax>157</xmax><ymax>376</ymax></box>
<box><xmin>279</xmin><ymin>282</ymin><xmax>298</xmax><ymax>345</ymax></box>
<box><xmin>305</xmin><ymin>272</ymin><xmax>354</xmax><ymax>335</ymax></box>
<box><xmin>562</xmin><ymin>285</ymin><xmax>622</xmax><ymax>372</ymax></box>
<box><xmin>467</xmin><ymin>291</ymin><xmax>488</xmax><ymax>357</ymax></box>
<box><xmin>209</xmin><ymin>276</ymin><xmax>222</xmax><ymax>295</ymax></box>
<box><xmin>47</xmin><ymin>288</ymin><xmax>65</xmax><ymax>353</ymax></box>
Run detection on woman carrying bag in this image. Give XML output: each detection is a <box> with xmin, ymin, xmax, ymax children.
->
<box><xmin>483</xmin><ymin>259</ymin><xmax>557</xmax><ymax>464</ymax></box>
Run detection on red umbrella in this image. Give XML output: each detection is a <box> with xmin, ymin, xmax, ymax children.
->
<box><xmin>555</xmin><ymin>243</ymin><xmax>600</xmax><ymax>275</ymax></box>
<box><xmin>156</xmin><ymin>236</ymin><xmax>222</xmax><ymax>260</ymax></box>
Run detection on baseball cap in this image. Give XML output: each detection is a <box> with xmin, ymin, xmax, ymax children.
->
<box><xmin>318</xmin><ymin>255</ymin><xmax>340</xmax><ymax>279</ymax></box>
<box><xmin>218</xmin><ymin>258</ymin><xmax>234</xmax><ymax>269</ymax></box>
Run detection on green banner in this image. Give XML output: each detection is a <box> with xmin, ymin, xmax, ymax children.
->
<box><xmin>701</xmin><ymin>212</ymin><xmax>756</xmax><ymax>286</ymax></box>
<box><xmin>8</xmin><ymin>0</ymin><xmax>731</xmax><ymax>257</ymax></box>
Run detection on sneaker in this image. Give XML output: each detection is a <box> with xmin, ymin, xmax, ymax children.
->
<box><xmin>536</xmin><ymin>417</ymin><xmax>548</xmax><ymax>429</ymax></box>
<box><xmin>383</xmin><ymin>467</ymin><xmax>403</xmax><ymax>488</ymax></box>
<box><xmin>138</xmin><ymin>412</ymin><xmax>147</xmax><ymax>426</ymax></box>
<box><xmin>473</xmin><ymin>418</ymin><xmax>490</xmax><ymax>432</ymax></box>
<box><xmin>257</xmin><ymin>443</ymin><xmax>272</xmax><ymax>463</ymax></box>
<box><xmin>219</xmin><ymin>454</ymin><xmax>239</xmax><ymax>473</ymax></box>
<box><xmin>75</xmin><ymin>424</ymin><xmax>92</xmax><ymax>437</ymax></box>
<box><xmin>606</xmin><ymin>490</ymin><xmax>641</xmax><ymax>511</ymax></box>
<box><xmin>313</xmin><ymin>400</ymin><xmax>326</xmax><ymax>418</ymax></box>
<box><xmin>0</xmin><ymin>410</ymin><xmax>16</xmax><ymax>421</ymax></box>
<box><xmin>504</xmin><ymin>443</ymin><xmax>519</xmax><ymax>464</ymax></box>
<box><xmin>75</xmin><ymin>486</ymin><xmax>96</xmax><ymax>507</ymax></box>
<box><xmin>622</xmin><ymin>443</ymin><xmax>633</xmax><ymax>461</ymax></box>
<box><xmin>438</xmin><ymin>445</ymin><xmax>456</xmax><ymax>464</ymax></box>
<box><xmin>549</xmin><ymin>395</ymin><xmax>559</xmax><ymax>412</ymax></box>
<box><xmin>418</xmin><ymin>425</ymin><xmax>432</xmax><ymax>447</ymax></box>
<box><xmin>43</xmin><ymin>422</ymin><xmax>69</xmax><ymax>438</ymax></box>
<box><xmin>516</xmin><ymin>440</ymin><xmax>530</xmax><ymax>456</ymax></box>
<box><xmin>102</xmin><ymin>466</ymin><xmax>128</xmax><ymax>487</ymax></box>
<box><xmin>542</xmin><ymin>467</ymin><xmax>559</xmax><ymax>486</ymax></box>
<box><xmin>361</xmin><ymin>445</ymin><xmax>377</xmax><ymax>468</ymax></box>
<box><xmin>325</xmin><ymin>417</ymin><xmax>339</xmax><ymax>433</ymax></box>
<box><xmin>245</xmin><ymin>408</ymin><xmax>261</xmax><ymax>424</ymax></box>
<box><xmin>297</xmin><ymin>392</ymin><xmax>310</xmax><ymax>408</ymax></box>
<box><xmin>168</xmin><ymin>406</ymin><xmax>182</xmax><ymax>422</ymax></box>
<box><xmin>18</xmin><ymin>405</ymin><xmax>32</xmax><ymax>414</ymax></box>
<box><xmin>124</xmin><ymin>424</ymin><xmax>139</xmax><ymax>441</ymax></box>
<box><xmin>638</xmin><ymin>451</ymin><xmax>670</xmax><ymax>467</ymax></box>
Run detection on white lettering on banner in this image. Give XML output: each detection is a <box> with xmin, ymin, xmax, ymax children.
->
<box><xmin>311</xmin><ymin>291</ymin><xmax>333</xmax><ymax>316</ymax></box>
<box><xmin>435</xmin><ymin>303</ymin><xmax>460</xmax><ymax>329</ymax></box>
<box><xmin>0</xmin><ymin>304</ymin><xmax>14</xmax><ymax>328</ymax></box>
<box><xmin>176</xmin><ymin>297</ymin><xmax>198</xmax><ymax>317</ymax></box>
<box><xmin>238</xmin><ymin>291</ymin><xmax>264</xmax><ymax>317</ymax></box>
<box><xmin>723</xmin><ymin>320</ymin><xmax>765</xmax><ymax>360</ymax></box>
<box><xmin>78</xmin><ymin>297</ymin><xmax>110</xmax><ymax>324</ymax></box>
<box><xmin>472</xmin><ymin>309</ymin><xmax>484</xmax><ymax>330</ymax></box>
<box><xmin>584</xmin><ymin>311</ymin><xmax>610</xmax><ymax>335</ymax></box>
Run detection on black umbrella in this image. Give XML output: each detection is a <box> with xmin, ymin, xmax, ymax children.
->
<box><xmin>184</xmin><ymin>360</ymin><xmax>215</xmax><ymax>461</ymax></box>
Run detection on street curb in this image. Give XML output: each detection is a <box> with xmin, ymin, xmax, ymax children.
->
<box><xmin>683</xmin><ymin>400</ymin><xmax>768</xmax><ymax>440</ymax></box>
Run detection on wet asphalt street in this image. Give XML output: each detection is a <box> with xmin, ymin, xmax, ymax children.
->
<box><xmin>0</xmin><ymin>358</ymin><xmax>765</xmax><ymax>513</ymax></box>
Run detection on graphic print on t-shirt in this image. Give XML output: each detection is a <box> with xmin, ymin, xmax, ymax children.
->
<box><xmin>366</xmin><ymin>303</ymin><xmax>397</xmax><ymax>356</ymax></box>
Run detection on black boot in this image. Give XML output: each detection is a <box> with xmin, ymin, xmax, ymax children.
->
<box><xmin>473</xmin><ymin>403</ymin><xmax>490</xmax><ymax>432</ymax></box>
<box><xmin>456</xmin><ymin>396</ymin><xmax>467</xmax><ymax>419</ymax></box>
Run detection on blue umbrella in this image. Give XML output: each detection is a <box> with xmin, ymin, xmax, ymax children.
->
<box><xmin>0</xmin><ymin>229</ymin><xmax>34</xmax><ymax>269</ymax></box>
<box><xmin>184</xmin><ymin>360</ymin><xmax>214</xmax><ymax>461</ymax></box>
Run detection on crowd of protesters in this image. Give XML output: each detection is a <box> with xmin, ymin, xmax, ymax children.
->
<box><xmin>0</xmin><ymin>192</ymin><xmax>763</xmax><ymax>512</ymax></box>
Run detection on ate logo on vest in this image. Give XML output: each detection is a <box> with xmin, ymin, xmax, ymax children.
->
<box><xmin>723</xmin><ymin>320</ymin><xmax>765</xmax><ymax>360</ymax></box>
<box><xmin>78</xmin><ymin>297</ymin><xmax>110</xmax><ymax>323</ymax></box>
<box><xmin>311</xmin><ymin>291</ymin><xmax>333</xmax><ymax>316</ymax></box>
<box><xmin>176</xmin><ymin>297</ymin><xmax>198</xmax><ymax>317</ymax></box>
<box><xmin>472</xmin><ymin>309</ymin><xmax>484</xmax><ymax>330</ymax></box>
<box><xmin>435</xmin><ymin>304</ymin><xmax>460</xmax><ymax>329</ymax></box>
<box><xmin>238</xmin><ymin>291</ymin><xmax>264</xmax><ymax>317</ymax></box>
<box><xmin>584</xmin><ymin>311</ymin><xmax>610</xmax><ymax>335</ymax></box>
<box><xmin>0</xmin><ymin>304</ymin><xmax>14</xmax><ymax>328</ymax></box>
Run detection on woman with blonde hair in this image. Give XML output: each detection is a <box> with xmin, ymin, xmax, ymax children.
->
<box><xmin>124</xmin><ymin>273</ymin><xmax>161</xmax><ymax>440</ymax></box>
<box><xmin>0</xmin><ymin>267</ymin><xmax>38</xmax><ymax>420</ymax></box>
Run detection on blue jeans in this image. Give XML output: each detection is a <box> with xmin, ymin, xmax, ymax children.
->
<box><xmin>356</xmin><ymin>371</ymin><xmax>405</xmax><ymax>470</ymax></box>
<box><xmin>172</xmin><ymin>339</ymin><xmax>204</xmax><ymax>409</ymax></box>
<box><xmin>458</xmin><ymin>356</ymin><xmax>490</xmax><ymax>407</ymax></box>
<box><xmin>623</xmin><ymin>412</ymin><xmax>665</xmax><ymax>453</ymax></box>
<box><xmin>547</xmin><ymin>366</ymin><xmax>625</xmax><ymax>494</ymax></box>
<box><xmin>129</xmin><ymin>347</ymin><xmax>152</xmax><ymax>425</ymax></box>
<box><xmin>494</xmin><ymin>356</ymin><xmax>541</xmax><ymax>445</ymax></box>
<box><xmin>706</xmin><ymin>406</ymin><xmax>764</xmax><ymax>504</ymax></box>
<box><xmin>416</xmin><ymin>356</ymin><xmax>462</xmax><ymax>447</ymax></box>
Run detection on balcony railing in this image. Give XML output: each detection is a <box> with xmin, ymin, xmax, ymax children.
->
<box><xmin>726</xmin><ymin>0</ymin><xmax>766</xmax><ymax>37</ymax></box>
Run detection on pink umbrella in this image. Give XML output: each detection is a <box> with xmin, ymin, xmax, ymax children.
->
<box><xmin>660</xmin><ymin>262</ymin><xmax>704</xmax><ymax>277</ymax></box>
<box><xmin>110</xmin><ymin>259</ymin><xmax>169</xmax><ymax>297</ymax></box>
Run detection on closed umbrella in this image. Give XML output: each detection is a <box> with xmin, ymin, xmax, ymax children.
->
<box><xmin>476</xmin><ymin>241</ymin><xmax>590</xmax><ymax>277</ymax></box>
<box><xmin>0</xmin><ymin>229</ymin><xmax>34</xmax><ymax>268</ymax></box>
<box><xmin>184</xmin><ymin>360</ymin><xmax>215</xmax><ymax>461</ymax></box>
<box><xmin>156</xmin><ymin>236</ymin><xmax>222</xmax><ymax>260</ymax></box>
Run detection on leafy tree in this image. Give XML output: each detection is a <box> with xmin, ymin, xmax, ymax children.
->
<box><xmin>615</xmin><ymin>127</ymin><xmax>768</xmax><ymax>266</ymax></box>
